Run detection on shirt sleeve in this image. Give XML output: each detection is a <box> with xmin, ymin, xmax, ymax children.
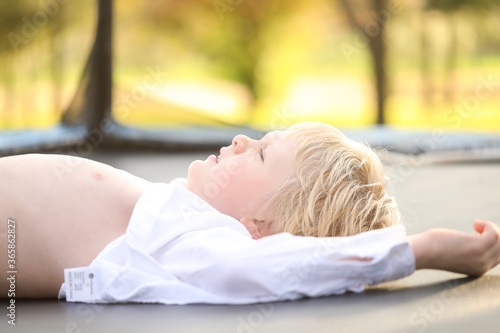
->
<box><xmin>180</xmin><ymin>224</ymin><xmax>415</xmax><ymax>303</ymax></box>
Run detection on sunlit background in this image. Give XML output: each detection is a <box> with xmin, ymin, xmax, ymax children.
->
<box><xmin>1</xmin><ymin>0</ymin><xmax>499</xmax><ymax>133</ymax></box>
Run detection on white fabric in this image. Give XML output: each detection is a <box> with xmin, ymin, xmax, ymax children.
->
<box><xmin>58</xmin><ymin>181</ymin><xmax>415</xmax><ymax>304</ymax></box>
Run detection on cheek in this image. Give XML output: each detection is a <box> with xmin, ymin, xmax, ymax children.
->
<box><xmin>206</xmin><ymin>163</ymin><xmax>239</xmax><ymax>195</ymax></box>
<box><xmin>218</xmin><ymin>166</ymin><xmax>261</xmax><ymax>204</ymax></box>
<box><xmin>206</xmin><ymin>161</ymin><xmax>249</xmax><ymax>200</ymax></box>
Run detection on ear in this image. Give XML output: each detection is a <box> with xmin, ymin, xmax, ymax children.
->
<box><xmin>239</xmin><ymin>217</ymin><xmax>260</xmax><ymax>239</ymax></box>
<box><xmin>239</xmin><ymin>217</ymin><xmax>271</xmax><ymax>240</ymax></box>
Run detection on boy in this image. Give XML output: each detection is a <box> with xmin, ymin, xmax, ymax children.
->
<box><xmin>0</xmin><ymin>122</ymin><xmax>499</xmax><ymax>303</ymax></box>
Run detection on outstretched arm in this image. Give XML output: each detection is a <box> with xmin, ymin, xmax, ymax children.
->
<box><xmin>408</xmin><ymin>220</ymin><xmax>500</xmax><ymax>276</ymax></box>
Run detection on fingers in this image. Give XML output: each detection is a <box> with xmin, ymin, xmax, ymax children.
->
<box><xmin>472</xmin><ymin>220</ymin><xmax>500</xmax><ymax>263</ymax></box>
<box><xmin>473</xmin><ymin>219</ymin><xmax>489</xmax><ymax>234</ymax></box>
<box><xmin>477</xmin><ymin>220</ymin><xmax>500</xmax><ymax>272</ymax></box>
<box><xmin>473</xmin><ymin>219</ymin><xmax>500</xmax><ymax>236</ymax></box>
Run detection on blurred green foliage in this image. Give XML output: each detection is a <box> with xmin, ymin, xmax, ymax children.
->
<box><xmin>0</xmin><ymin>0</ymin><xmax>94</xmax><ymax>129</ymax></box>
<box><xmin>426</xmin><ymin>0</ymin><xmax>497</xmax><ymax>12</ymax></box>
<box><xmin>1</xmin><ymin>0</ymin><xmax>500</xmax><ymax>132</ymax></box>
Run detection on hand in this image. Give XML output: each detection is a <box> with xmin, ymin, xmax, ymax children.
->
<box><xmin>408</xmin><ymin>220</ymin><xmax>500</xmax><ymax>276</ymax></box>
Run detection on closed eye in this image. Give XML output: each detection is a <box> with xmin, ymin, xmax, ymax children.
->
<box><xmin>259</xmin><ymin>147</ymin><xmax>265</xmax><ymax>162</ymax></box>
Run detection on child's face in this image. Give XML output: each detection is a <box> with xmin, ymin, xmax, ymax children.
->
<box><xmin>186</xmin><ymin>131</ymin><xmax>296</xmax><ymax>224</ymax></box>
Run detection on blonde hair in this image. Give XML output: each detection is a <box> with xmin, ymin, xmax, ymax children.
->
<box><xmin>265</xmin><ymin>122</ymin><xmax>400</xmax><ymax>237</ymax></box>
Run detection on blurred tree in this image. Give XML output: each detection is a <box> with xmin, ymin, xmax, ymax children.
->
<box><xmin>0</xmin><ymin>2</ymin><xmax>36</xmax><ymax>54</ymax></box>
<box><xmin>0</xmin><ymin>1</ymin><xmax>38</xmax><ymax>128</ymax></box>
<box><xmin>424</xmin><ymin>0</ymin><xmax>498</xmax><ymax>105</ymax></box>
<box><xmin>47</xmin><ymin>5</ymin><xmax>67</xmax><ymax>121</ymax></box>
<box><xmin>1</xmin><ymin>0</ymin><xmax>92</xmax><ymax>129</ymax></box>
<box><xmin>138</xmin><ymin>0</ymin><xmax>300</xmax><ymax>103</ymax></box>
<box><xmin>419</xmin><ymin>5</ymin><xmax>433</xmax><ymax>109</ymax></box>
<box><xmin>337</xmin><ymin>0</ymin><xmax>389</xmax><ymax>125</ymax></box>
<box><xmin>425</xmin><ymin>0</ymin><xmax>496</xmax><ymax>12</ymax></box>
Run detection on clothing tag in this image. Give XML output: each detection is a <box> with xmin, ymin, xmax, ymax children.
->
<box><xmin>64</xmin><ymin>267</ymin><xmax>98</xmax><ymax>302</ymax></box>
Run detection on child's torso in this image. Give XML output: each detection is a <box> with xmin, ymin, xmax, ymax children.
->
<box><xmin>0</xmin><ymin>154</ymin><xmax>151</xmax><ymax>297</ymax></box>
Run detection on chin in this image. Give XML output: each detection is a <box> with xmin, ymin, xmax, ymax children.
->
<box><xmin>187</xmin><ymin>159</ymin><xmax>204</xmax><ymax>174</ymax></box>
<box><xmin>186</xmin><ymin>161</ymin><xmax>201</xmax><ymax>182</ymax></box>
<box><xmin>186</xmin><ymin>161</ymin><xmax>210</xmax><ymax>194</ymax></box>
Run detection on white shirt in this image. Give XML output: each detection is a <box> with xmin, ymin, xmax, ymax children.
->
<box><xmin>58</xmin><ymin>181</ymin><xmax>415</xmax><ymax>304</ymax></box>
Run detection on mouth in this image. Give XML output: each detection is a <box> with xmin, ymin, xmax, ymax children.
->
<box><xmin>210</xmin><ymin>155</ymin><xmax>220</xmax><ymax>164</ymax></box>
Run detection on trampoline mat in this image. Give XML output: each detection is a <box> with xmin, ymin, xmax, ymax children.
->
<box><xmin>1</xmin><ymin>152</ymin><xmax>499</xmax><ymax>333</ymax></box>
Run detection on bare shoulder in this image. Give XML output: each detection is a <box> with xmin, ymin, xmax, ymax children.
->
<box><xmin>0</xmin><ymin>153</ymin><xmax>113</xmax><ymax>174</ymax></box>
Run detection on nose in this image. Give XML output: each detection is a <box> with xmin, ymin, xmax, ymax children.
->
<box><xmin>232</xmin><ymin>134</ymin><xmax>253</xmax><ymax>154</ymax></box>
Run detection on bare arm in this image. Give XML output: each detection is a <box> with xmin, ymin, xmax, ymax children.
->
<box><xmin>408</xmin><ymin>220</ymin><xmax>500</xmax><ymax>276</ymax></box>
